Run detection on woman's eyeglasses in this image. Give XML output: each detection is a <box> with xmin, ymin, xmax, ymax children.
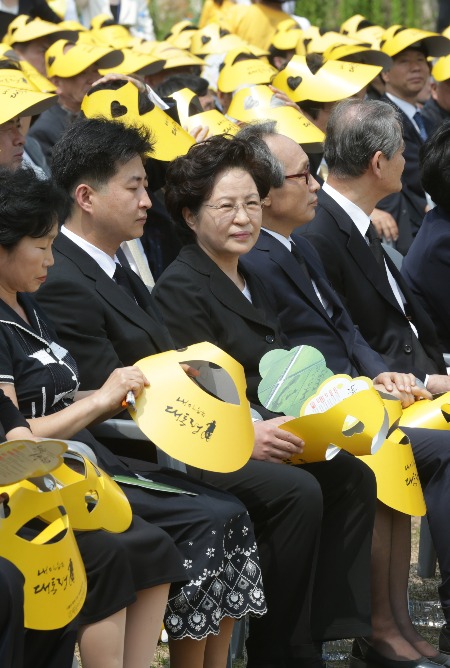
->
<box><xmin>203</xmin><ymin>200</ymin><xmax>264</xmax><ymax>223</ymax></box>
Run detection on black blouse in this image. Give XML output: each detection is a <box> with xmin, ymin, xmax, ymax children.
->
<box><xmin>0</xmin><ymin>294</ymin><xmax>79</xmax><ymax>419</ymax></box>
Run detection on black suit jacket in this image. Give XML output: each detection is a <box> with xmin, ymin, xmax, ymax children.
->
<box><xmin>376</xmin><ymin>94</ymin><xmax>431</xmax><ymax>253</ymax></box>
<box><xmin>36</xmin><ymin>233</ymin><xmax>173</xmax><ymax>389</ymax></box>
<box><xmin>240</xmin><ymin>230</ymin><xmax>388</xmax><ymax>379</ymax></box>
<box><xmin>301</xmin><ymin>189</ymin><xmax>446</xmax><ymax>380</ymax></box>
<box><xmin>153</xmin><ymin>244</ymin><xmax>288</xmax><ymax>411</ymax></box>
<box><xmin>28</xmin><ymin>105</ymin><xmax>74</xmax><ymax>162</ymax></box>
<box><xmin>402</xmin><ymin>205</ymin><xmax>450</xmax><ymax>352</ymax></box>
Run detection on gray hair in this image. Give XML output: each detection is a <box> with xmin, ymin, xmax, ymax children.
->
<box><xmin>236</xmin><ymin>121</ymin><xmax>286</xmax><ymax>188</ymax></box>
<box><xmin>324</xmin><ymin>98</ymin><xmax>403</xmax><ymax>179</ymax></box>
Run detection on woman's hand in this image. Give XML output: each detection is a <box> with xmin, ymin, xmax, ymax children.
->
<box><xmin>253</xmin><ymin>417</ymin><xmax>304</xmax><ymax>463</ymax></box>
<box><xmin>93</xmin><ymin>367</ymin><xmax>149</xmax><ymax>414</ymax></box>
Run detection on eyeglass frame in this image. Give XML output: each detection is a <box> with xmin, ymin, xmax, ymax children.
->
<box><xmin>202</xmin><ymin>199</ymin><xmax>265</xmax><ymax>222</ymax></box>
<box><xmin>284</xmin><ymin>167</ymin><xmax>310</xmax><ymax>185</ymax></box>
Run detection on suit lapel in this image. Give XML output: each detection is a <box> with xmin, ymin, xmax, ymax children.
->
<box><xmin>180</xmin><ymin>245</ymin><xmax>271</xmax><ymax>328</ymax></box>
<box><xmin>258</xmin><ymin>231</ymin><xmax>334</xmax><ymax>321</ymax></box>
<box><xmin>54</xmin><ymin>234</ymin><xmax>173</xmax><ymax>349</ymax></box>
<box><xmin>319</xmin><ymin>190</ymin><xmax>402</xmax><ymax>313</ymax></box>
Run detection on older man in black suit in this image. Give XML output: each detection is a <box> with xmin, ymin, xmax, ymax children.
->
<box><xmin>298</xmin><ymin>98</ymin><xmax>450</xmax><ymax>657</ymax></box>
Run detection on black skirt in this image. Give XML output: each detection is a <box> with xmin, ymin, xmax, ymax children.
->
<box><xmin>77</xmin><ymin>431</ymin><xmax>267</xmax><ymax>639</ymax></box>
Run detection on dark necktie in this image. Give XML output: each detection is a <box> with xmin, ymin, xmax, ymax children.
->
<box><xmin>413</xmin><ymin>110</ymin><xmax>428</xmax><ymax>142</ymax></box>
<box><xmin>366</xmin><ymin>222</ymin><xmax>386</xmax><ymax>269</ymax></box>
<box><xmin>290</xmin><ymin>241</ymin><xmax>312</xmax><ymax>282</ymax></box>
<box><xmin>114</xmin><ymin>262</ymin><xmax>137</xmax><ymax>301</ymax></box>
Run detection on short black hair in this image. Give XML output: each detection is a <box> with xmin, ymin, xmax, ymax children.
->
<box><xmin>0</xmin><ymin>167</ymin><xmax>69</xmax><ymax>248</ymax></box>
<box><xmin>51</xmin><ymin>116</ymin><xmax>154</xmax><ymax>196</ymax></box>
<box><xmin>420</xmin><ymin>120</ymin><xmax>450</xmax><ymax>215</ymax></box>
<box><xmin>165</xmin><ymin>134</ymin><xmax>277</xmax><ymax>243</ymax></box>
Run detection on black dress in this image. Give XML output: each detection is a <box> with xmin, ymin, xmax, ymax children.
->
<box><xmin>0</xmin><ymin>294</ymin><xmax>266</xmax><ymax>638</ymax></box>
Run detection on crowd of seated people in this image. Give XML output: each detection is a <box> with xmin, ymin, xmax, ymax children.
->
<box><xmin>2</xmin><ymin>4</ymin><xmax>450</xmax><ymax>668</ymax></box>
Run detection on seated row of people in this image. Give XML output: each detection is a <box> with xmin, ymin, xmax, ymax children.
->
<box><xmin>3</xmin><ymin>89</ymin><xmax>450</xmax><ymax>668</ymax></box>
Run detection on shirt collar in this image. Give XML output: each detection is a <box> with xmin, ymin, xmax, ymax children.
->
<box><xmin>61</xmin><ymin>225</ymin><xmax>118</xmax><ymax>279</ymax></box>
<box><xmin>385</xmin><ymin>92</ymin><xmax>418</xmax><ymax>122</ymax></box>
<box><xmin>262</xmin><ymin>227</ymin><xmax>292</xmax><ymax>250</ymax></box>
<box><xmin>322</xmin><ymin>182</ymin><xmax>371</xmax><ymax>238</ymax></box>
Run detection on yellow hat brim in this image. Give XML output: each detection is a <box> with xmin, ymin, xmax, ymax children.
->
<box><xmin>323</xmin><ymin>44</ymin><xmax>392</xmax><ymax>69</ymax></box>
<box><xmin>46</xmin><ymin>39</ymin><xmax>124</xmax><ymax>78</ymax></box>
<box><xmin>186</xmin><ymin>109</ymin><xmax>239</xmax><ymax>137</ymax></box>
<box><xmin>99</xmin><ymin>48</ymin><xmax>165</xmax><ymax>76</ymax></box>
<box><xmin>0</xmin><ymin>83</ymin><xmax>57</xmax><ymax>123</ymax></box>
<box><xmin>218</xmin><ymin>59</ymin><xmax>277</xmax><ymax>93</ymax></box>
<box><xmin>432</xmin><ymin>54</ymin><xmax>450</xmax><ymax>81</ymax></box>
<box><xmin>81</xmin><ymin>80</ymin><xmax>195</xmax><ymax>161</ymax></box>
<box><xmin>272</xmin><ymin>55</ymin><xmax>382</xmax><ymax>102</ymax></box>
<box><xmin>228</xmin><ymin>84</ymin><xmax>324</xmax><ymax>150</ymax></box>
<box><xmin>6</xmin><ymin>17</ymin><xmax>77</xmax><ymax>45</ymax></box>
<box><xmin>305</xmin><ymin>31</ymin><xmax>362</xmax><ymax>55</ymax></box>
<box><xmin>381</xmin><ymin>28</ymin><xmax>450</xmax><ymax>58</ymax></box>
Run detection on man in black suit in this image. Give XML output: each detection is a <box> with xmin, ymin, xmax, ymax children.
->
<box><xmin>300</xmin><ymin>98</ymin><xmax>450</xmax><ymax>655</ymax></box>
<box><xmin>37</xmin><ymin>116</ymin><xmax>378</xmax><ymax>668</ymax></box>
<box><xmin>375</xmin><ymin>29</ymin><xmax>450</xmax><ymax>253</ymax></box>
<box><xmin>402</xmin><ymin>122</ymin><xmax>450</xmax><ymax>353</ymax></box>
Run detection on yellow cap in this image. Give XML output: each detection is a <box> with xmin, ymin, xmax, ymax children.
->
<box><xmin>323</xmin><ymin>43</ymin><xmax>393</xmax><ymax>69</ymax></box>
<box><xmin>132</xmin><ymin>342</ymin><xmax>254</xmax><ymax>473</ymax></box>
<box><xmin>190</xmin><ymin>25</ymin><xmax>249</xmax><ymax>56</ymax></box>
<box><xmin>166</xmin><ymin>20</ymin><xmax>198</xmax><ymax>50</ymax></box>
<box><xmin>58</xmin><ymin>19</ymin><xmax>88</xmax><ymax>32</ymax></box>
<box><xmin>0</xmin><ymin>80</ymin><xmax>57</xmax><ymax>123</ymax></box>
<box><xmin>381</xmin><ymin>27</ymin><xmax>450</xmax><ymax>58</ymax></box>
<box><xmin>218</xmin><ymin>56</ymin><xmax>277</xmax><ymax>93</ymax></box>
<box><xmin>45</xmin><ymin>39</ymin><xmax>124</xmax><ymax>78</ymax></box>
<box><xmin>90</xmin><ymin>13</ymin><xmax>114</xmax><ymax>29</ymax></box>
<box><xmin>81</xmin><ymin>80</ymin><xmax>195</xmax><ymax>160</ymax></box>
<box><xmin>432</xmin><ymin>54</ymin><xmax>450</xmax><ymax>81</ymax></box>
<box><xmin>0</xmin><ymin>481</ymin><xmax>86</xmax><ymax>629</ymax></box>
<box><xmin>44</xmin><ymin>453</ymin><xmax>132</xmax><ymax>533</ymax></box>
<box><xmin>0</xmin><ymin>53</ymin><xmax>56</xmax><ymax>92</ymax></box>
<box><xmin>99</xmin><ymin>48</ymin><xmax>165</xmax><ymax>76</ymax></box>
<box><xmin>353</xmin><ymin>25</ymin><xmax>385</xmax><ymax>47</ymax></box>
<box><xmin>169</xmin><ymin>87</ymin><xmax>239</xmax><ymax>137</ymax></box>
<box><xmin>135</xmin><ymin>41</ymin><xmax>204</xmax><ymax>69</ymax></box>
<box><xmin>271</xmin><ymin>21</ymin><xmax>304</xmax><ymax>53</ymax></box>
<box><xmin>340</xmin><ymin>14</ymin><xmax>367</xmax><ymax>35</ymax></box>
<box><xmin>227</xmin><ymin>84</ymin><xmax>325</xmax><ymax>151</ymax></box>
<box><xmin>305</xmin><ymin>30</ymin><xmax>362</xmax><ymax>55</ymax></box>
<box><xmin>4</xmin><ymin>15</ymin><xmax>77</xmax><ymax>45</ymax></box>
<box><xmin>90</xmin><ymin>24</ymin><xmax>134</xmax><ymax>49</ymax></box>
<box><xmin>272</xmin><ymin>55</ymin><xmax>382</xmax><ymax>102</ymax></box>
<box><xmin>16</xmin><ymin>58</ymin><xmax>57</xmax><ymax>92</ymax></box>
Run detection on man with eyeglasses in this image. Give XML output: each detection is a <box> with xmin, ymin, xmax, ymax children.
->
<box><xmin>238</xmin><ymin>110</ymin><xmax>450</xmax><ymax>666</ymax></box>
<box><xmin>237</xmin><ymin>118</ymin><xmax>406</xmax><ymax>391</ymax></box>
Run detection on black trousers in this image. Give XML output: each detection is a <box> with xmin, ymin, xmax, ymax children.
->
<box><xmin>195</xmin><ymin>451</ymin><xmax>376</xmax><ymax>668</ymax></box>
<box><xmin>403</xmin><ymin>427</ymin><xmax>450</xmax><ymax>625</ymax></box>
<box><xmin>0</xmin><ymin>557</ymin><xmax>77</xmax><ymax>668</ymax></box>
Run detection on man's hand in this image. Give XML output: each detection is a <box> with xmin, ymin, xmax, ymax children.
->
<box><xmin>268</xmin><ymin>85</ymin><xmax>302</xmax><ymax>112</ymax></box>
<box><xmin>425</xmin><ymin>374</ymin><xmax>450</xmax><ymax>395</ymax></box>
<box><xmin>253</xmin><ymin>417</ymin><xmax>304</xmax><ymax>463</ymax></box>
<box><xmin>189</xmin><ymin>125</ymin><xmax>209</xmax><ymax>143</ymax></box>
<box><xmin>370</xmin><ymin>208</ymin><xmax>399</xmax><ymax>242</ymax></box>
<box><xmin>373</xmin><ymin>371</ymin><xmax>432</xmax><ymax>407</ymax></box>
<box><xmin>180</xmin><ymin>363</ymin><xmax>200</xmax><ymax>379</ymax></box>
